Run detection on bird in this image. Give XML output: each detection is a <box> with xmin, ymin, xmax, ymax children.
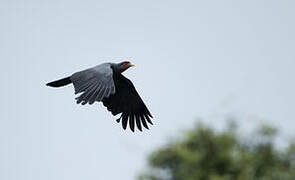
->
<box><xmin>46</xmin><ymin>61</ymin><xmax>153</xmax><ymax>132</ymax></box>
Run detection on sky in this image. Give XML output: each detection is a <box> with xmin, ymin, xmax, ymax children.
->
<box><xmin>0</xmin><ymin>0</ymin><xmax>295</xmax><ymax>179</ymax></box>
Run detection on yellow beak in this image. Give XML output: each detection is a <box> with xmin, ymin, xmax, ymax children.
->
<box><xmin>131</xmin><ymin>64</ymin><xmax>135</xmax><ymax>67</ymax></box>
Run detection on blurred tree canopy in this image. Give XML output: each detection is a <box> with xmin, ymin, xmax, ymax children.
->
<box><xmin>138</xmin><ymin>121</ymin><xmax>295</xmax><ymax>180</ymax></box>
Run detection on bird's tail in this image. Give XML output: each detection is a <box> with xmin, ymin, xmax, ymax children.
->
<box><xmin>46</xmin><ymin>76</ymin><xmax>72</xmax><ymax>87</ymax></box>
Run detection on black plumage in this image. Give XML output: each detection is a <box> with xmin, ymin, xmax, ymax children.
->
<box><xmin>102</xmin><ymin>68</ymin><xmax>153</xmax><ymax>131</ymax></box>
<box><xmin>46</xmin><ymin>61</ymin><xmax>153</xmax><ymax>132</ymax></box>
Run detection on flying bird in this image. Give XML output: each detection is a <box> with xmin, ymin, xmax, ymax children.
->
<box><xmin>46</xmin><ymin>62</ymin><xmax>153</xmax><ymax>132</ymax></box>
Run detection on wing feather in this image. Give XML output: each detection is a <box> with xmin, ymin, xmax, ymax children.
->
<box><xmin>102</xmin><ymin>73</ymin><xmax>153</xmax><ymax>131</ymax></box>
<box><xmin>135</xmin><ymin>114</ymin><xmax>142</xmax><ymax>131</ymax></box>
<box><xmin>140</xmin><ymin>114</ymin><xmax>149</xmax><ymax>130</ymax></box>
<box><xmin>129</xmin><ymin>114</ymin><xmax>135</xmax><ymax>132</ymax></box>
<box><xmin>70</xmin><ymin>63</ymin><xmax>116</xmax><ymax>105</ymax></box>
<box><xmin>88</xmin><ymin>84</ymin><xmax>102</xmax><ymax>104</ymax></box>
<box><xmin>78</xmin><ymin>83</ymin><xmax>98</xmax><ymax>105</ymax></box>
<box><xmin>122</xmin><ymin>113</ymin><xmax>128</xmax><ymax>130</ymax></box>
<box><xmin>144</xmin><ymin>113</ymin><xmax>153</xmax><ymax>125</ymax></box>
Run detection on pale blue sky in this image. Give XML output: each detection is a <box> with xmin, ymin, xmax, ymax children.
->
<box><xmin>1</xmin><ymin>0</ymin><xmax>295</xmax><ymax>179</ymax></box>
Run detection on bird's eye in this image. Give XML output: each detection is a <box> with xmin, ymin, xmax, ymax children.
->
<box><xmin>123</xmin><ymin>62</ymin><xmax>129</xmax><ymax>68</ymax></box>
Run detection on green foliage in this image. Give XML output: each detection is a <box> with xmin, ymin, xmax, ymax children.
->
<box><xmin>138</xmin><ymin>122</ymin><xmax>295</xmax><ymax>180</ymax></box>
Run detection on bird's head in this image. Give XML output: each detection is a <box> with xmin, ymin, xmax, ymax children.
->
<box><xmin>117</xmin><ymin>61</ymin><xmax>135</xmax><ymax>73</ymax></box>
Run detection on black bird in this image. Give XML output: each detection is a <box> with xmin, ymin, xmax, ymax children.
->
<box><xmin>46</xmin><ymin>62</ymin><xmax>153</xmax><ymax>132</ymax></box>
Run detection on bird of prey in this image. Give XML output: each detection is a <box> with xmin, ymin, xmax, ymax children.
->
<box><xmin>46</xmin><ymin>61</ymin><xmax>153</xmax><ymax>132</ymax></box>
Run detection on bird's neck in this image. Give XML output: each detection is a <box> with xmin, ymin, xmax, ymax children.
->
<box><xmin>110</xmin><ymin>65</ymin><xmax>123</xmax><ymax>78</ymax></box>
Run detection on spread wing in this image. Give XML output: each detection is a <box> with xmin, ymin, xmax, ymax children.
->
<box><xmin>70</xmin><ymin>63</ymin><xmax>116</xmax><ymax>105</ymax></box>
<box><xmin>102</xmin><ymin>74</ymin><xmax>153</xmax><ymax>132</ymax></box>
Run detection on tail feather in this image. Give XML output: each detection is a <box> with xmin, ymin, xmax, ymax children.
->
<box><xmin>46</xmin><ymin>77</ymin><xmax>72</xmax><ymax>87</ymax></box>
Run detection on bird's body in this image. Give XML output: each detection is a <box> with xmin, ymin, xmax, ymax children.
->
<box><xmin>46</xmin><ymin>62</ymin><xmax>153</xmax><ymax>132</ymax></box>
